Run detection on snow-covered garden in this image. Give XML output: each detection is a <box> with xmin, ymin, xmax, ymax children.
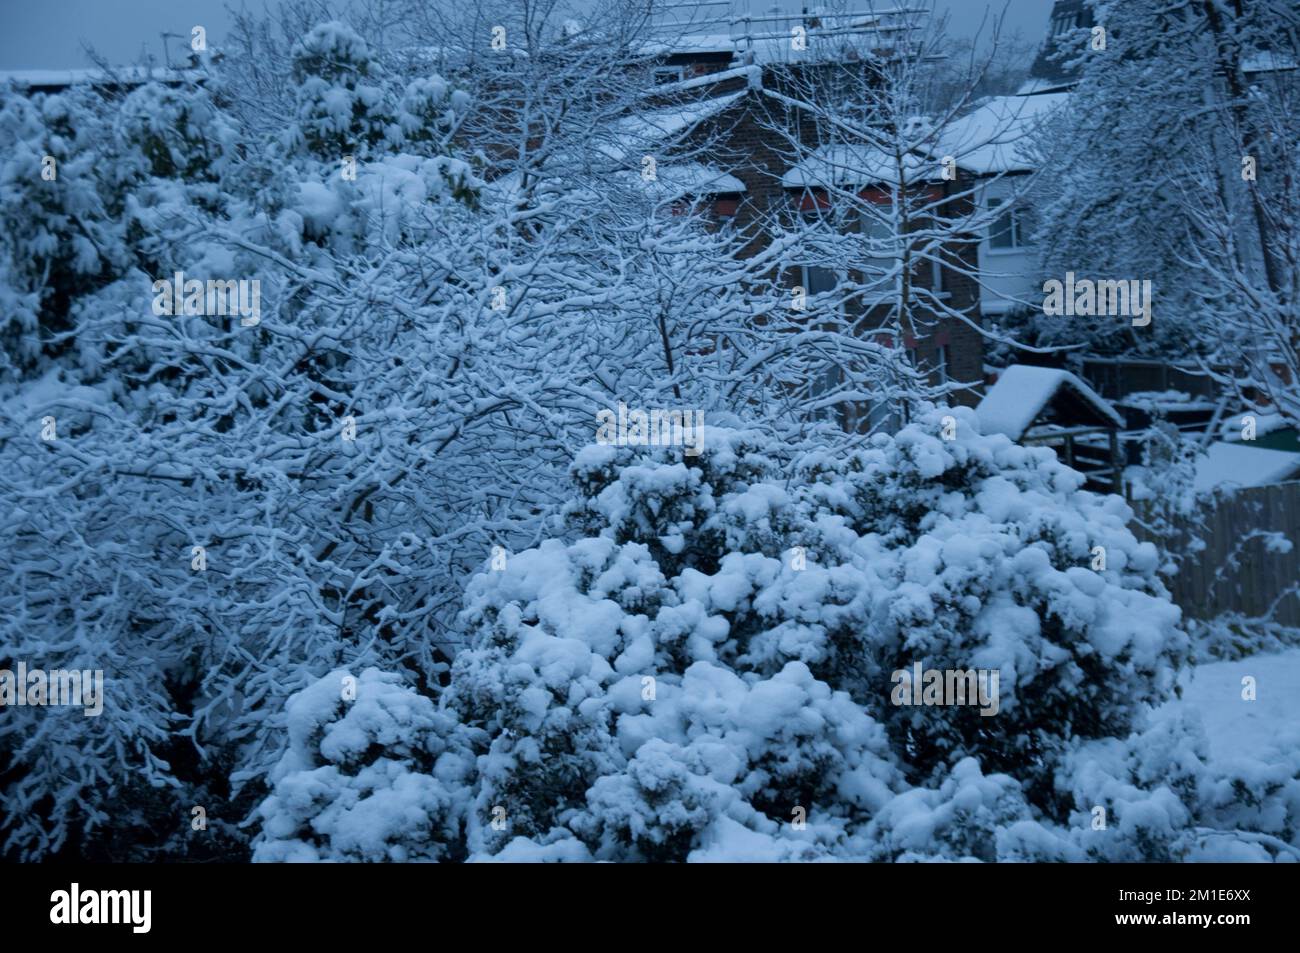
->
<box><xmin>1</xmin><ymin>1</ymin><xmax>1298</xmax><ymax>863</ymax></box>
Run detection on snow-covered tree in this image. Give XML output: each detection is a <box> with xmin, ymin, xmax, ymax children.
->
<box><xmin>745</xmin><ymin>8</ymin><xmax>1055</xmax><ymax>427</ymax></box>
<box><xmin>0</xmin><ymin>4</ymin><xmax>840</xmax><ymax>859</ymax></box>
<box><xmin>0</xmin><ymin>26</ymin><xmax>493</xmax><ymax>857</ymax></box>
<box><xmin>1033</xmin><ymin>0</ymin><xmax>1300</xmax><ymax>426</ymax></box>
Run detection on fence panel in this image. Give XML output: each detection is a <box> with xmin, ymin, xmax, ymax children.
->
<box><xmin>1133</xmin><ymin>482</ymin><xmax>1300</xmax><ymax>627</ymax></box>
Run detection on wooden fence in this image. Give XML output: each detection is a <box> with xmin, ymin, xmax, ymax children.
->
<box><xmin>1132</xmin><ymin>481</ymin><xmax>1300</xmax><ymax>627</ymax></box>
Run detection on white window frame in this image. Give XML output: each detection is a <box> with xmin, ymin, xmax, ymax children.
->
<box><xmin>986</xmin><ymin>196</ymin><xmax>1029</xmax><ymax>252</ymax></box>
<box><xmin>798</xmin><ymin>268</ymin><xmax>844</xmax><ymax>421</ymax></box>
<box><xmin>859</xmin><ymin>203</ymin><xmax>899</xmax><ymax>267</ymax></box>
<box><xmin>928</xmin><ymin>251</ymin><xmax>944</xmax><ymax>293</ymax></box>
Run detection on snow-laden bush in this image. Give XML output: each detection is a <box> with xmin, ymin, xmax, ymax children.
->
<box><xmin>864</xmin><ymin>757</ymin><xmax>1056</xmax><ymax>863</ymax></box>
<box><xmin>259</xmin><ymin>412</ymin><xmax>1182</xmax><ymax>861</ymax></box>
<box><xmin>253</xmin><ymin>668</ymin><xmax>473</xmax><ymax>862</ymax></box>
<box><xmin>1056</xmin><ymin>706</ymin><xmax>1300</xmax><ymax>862</ymax></box>
<box><xmin>0</xmin><ymin>89</ymin><xmax>127</xmax><ymax>372</ymax></box>
<box><xmin>796</xmin><ymin>408</ymin><xmax>1190</xmax><ymax>798</ymax></box>
<box><xmin>288</xmin><ymin>21</ymin><xmax>392</xmax><ymax>159</ymax></box>
<box><xmin>569</xmin><ymin>738</ymin><xmax>738</xmax><ymax>862</ymax></box>
<box><xmin>115</xmin><ymin>83</ymin><xmax>239</xmax><ymax>184</ymax></box>
<box><xmin>443</xmin><ymin>428</ymin><xmax>907</xmax><ymax>860</ymax></box>
<box><xmin>561</xmin><ymin>410</ymin><xmax>1190</xmax><ymax>806</ymax></box>
<box><xmin>246</xmin><ymin>412</ymin><xmax>1300</xmax><ymax>862</ymax></box>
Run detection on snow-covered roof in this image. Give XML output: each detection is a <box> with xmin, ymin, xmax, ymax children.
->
<box><xmin>1243</xmin><ymin>52</ymin><xmax>1298</xmax><ymax>74</ymax></box>
<box><xmin>641</xmin><ymin>35</ymin><xmax>738</xmax><ymax>56</ymax></box>
<box><xmin>0</xmin><ymin>66</ymin><xmax>201</xmax><ymax>89</ymax></box>
<box><xmin>642</xmin><ymin>8</ymin><xmax>926</xmax><ymax>66</ymax></box>
<box><xmin>729</xmin><ymin>35</ymin><xmax>905</xmax><ymax>66</ymax></box>
<box><xmin>622</xmin><ymin>162</ymin><xmax>745</xmax><ymax>199</ymax></box>
<box><xmin>940</xmin><ymin>93</ymin><xmax>1068</xmax><ymax>176</ymax></box>
<box><xmin>654</xmin><ymin>162</ymin><xmax>745</xmax><ymax>195</ymax></box>
<box><xmin>1114</xmin><ymin>390</ymin><xmax>1217</xmax><ymax>412</ymax></box>
<box><xmin>1015</xmin><ymin>77</ymin><xmax>1073</xmax><ymax>95</ymax></box>
<box><xmin>603</xmin><ymin>90</ymin><xmax>747</xmax><ymax>161</ymax></box>
<box><xmin>977</xmin><ymin>364</ymin><xmax>1124</xmax><ymax>440</ymax></box>
<box><xmin>1193</xmin><ymin>442</ymin><xmax>1300</xmax><ymax>493</ymax></box>
<box><xmin>649</xmin><ymin>64</ymin><xmax>759</xmax><ymax>95</ymax></box>
<box><xmin>781</xmin><ymin>145</ymin><xmax>937</xmax><ymax>189</ymax></box>
<box><xmin>1218</xmin><ymin>411</ymin><xmax>1294</xmax><ymax>443</ymax></box>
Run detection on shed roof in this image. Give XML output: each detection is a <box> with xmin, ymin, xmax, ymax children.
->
<box><xmin>1194</xmin><ymin>442</ymin><xmax>1300</xmax><ymax>493</ymax></box>
<box><xmin>977</xmin><ymin>364</ymin><xmax>1123</xmax><ymax>440</ymax></box>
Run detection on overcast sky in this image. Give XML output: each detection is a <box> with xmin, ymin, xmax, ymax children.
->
<box><xmin>0</xmin><ymin>0</ymin><xmax>1051</xmax><ymax>71</ymax></box>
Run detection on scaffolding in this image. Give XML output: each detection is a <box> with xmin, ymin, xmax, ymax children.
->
<box><xmin>650</xmin><ymin>1</ymin><xmax>929</xmax><ymax>60</ymax></box>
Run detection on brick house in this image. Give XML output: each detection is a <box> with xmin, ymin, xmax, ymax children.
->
<box><xmin>628</xmin><ymin>17</ymin><xmax>988</xmax><ymax>416</ymax></box>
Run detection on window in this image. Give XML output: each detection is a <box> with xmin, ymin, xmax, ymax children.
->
<box><xmin>797</xmin><ymin>270</ymin><xmax>843</xmax><ymax>422</ymax></box>
<box><xmin>1051</xmin><ymin>13</ymin><xmax>1078</xmax><ymax>36</ymax></box>
<box><xmin>935</xmin><ymin>344</ymin><xmax>949</xmax><ymax>385</ymax></box>
<box><xmin>987</xmin><ymin>197</ymin><xmax>1028</xmax><ymax>250</ymax></box>
<box><xmin>860</xmin><ymin>202</ymin><xmax>944</xmax><ymax>292</ymax></box>
<box><xmin>653</xmin><ymin>66</ymin><xmax>684</xmax><ymax>85</ymax></box>
<box><xmin>867</xmin><ymin>399</ymin><xmax>898</xmax><ymax>434</ymax></box>
<box><xmin>812</xmin><ymin>363</ymin><xmax>843</xmax><ymax>422</ymax></box>
<box><xmin>859</xmin><ymin>205</ymin><xmax>898</xmax><ymax>279</ymax></box>
<box><xmin>927</xmin><ymin>251</ymin><xmax>944</xmax><ymax>292</ymax></box>
<box><xmin>802</xmin><ymin>265</ymin><xmax>838</xmax><ymax>296</ymax></box>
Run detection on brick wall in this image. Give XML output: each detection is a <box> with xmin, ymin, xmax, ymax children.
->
<box><xmin>670</xmin><ymin>70</ymin><xmax>986</xmax><ymax>409</ymax></box>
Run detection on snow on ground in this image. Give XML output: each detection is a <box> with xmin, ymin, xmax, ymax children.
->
<box><xmin>1161</xmin><ymin>648</ymin><xmax>1300</xmax><ymax>765</ymax></box>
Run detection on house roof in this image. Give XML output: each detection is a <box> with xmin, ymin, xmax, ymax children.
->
<box><xmin>781</xmin><ymin>145</ymin><xmax>938</xmax><ymax>189</ymax></box>
<box><xmin>940</xmin><ymin>93</ymin><xmax>1068</xmax><ymax>175</ymax></box>
<box><xmin>1194</xmin><ymin>442</ymin><xmax>1300</xmax><ymax>493</ymax></box>
<box><xmin>779</xmin><ymin>92</ymin><xmax>1068</xmax><ymax>188</ymax></box>
<box><xmin>601</xmin><ymin>90</ymin><xmax>747</xmax><ymax>162</ymax></box>
<box><xmin>0</xmin><ymin>66</ymin><xmax>201</xmax><ymax>92</ymax></box>
<box><xmin>1016</xmin><ymin>77</ymin><xmax>1074</xmax><ymax>95</ymax></box>
<box><xmin>1243</xmin><ymin>52</ymin><xmax>1298</xmax><ymax>74</ymax></box>
<box><xmin>654</xmin><ymin>162</ymin><xmax>745</xmax><ymax>195</ymax></box>
<box><xmin>620</xmin><ymin>162</ymin><xmax>746</xmax><ymax>200</ymax></box>
<box><xmin>977</xmin><ymin>364</ymin><xmax>1124</xmax><ymax>440</ymax></box>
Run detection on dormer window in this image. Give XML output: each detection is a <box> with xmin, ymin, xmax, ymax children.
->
<box><xmin>1051</xmin><ymin>13</ymin><xmax>1079</xmax><ymax>36</ymax></box>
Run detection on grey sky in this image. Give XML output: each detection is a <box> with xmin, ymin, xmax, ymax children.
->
<box><xmin>0</xmin><ymin>0</ymin><xmax>1052</xmax><ymax>71</ymax></box>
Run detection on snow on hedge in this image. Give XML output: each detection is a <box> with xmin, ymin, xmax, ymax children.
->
<box><xmin>251</xmin><ymin>410</ymin><xmax>1298</xmax><ymax>861</ymax></box>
